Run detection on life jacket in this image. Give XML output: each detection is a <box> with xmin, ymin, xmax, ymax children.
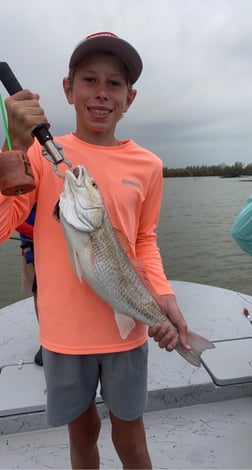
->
<box><xmin>19</xmin><ymin>204</ymin><xmax>37</xmax><ymax>264</ymax></box>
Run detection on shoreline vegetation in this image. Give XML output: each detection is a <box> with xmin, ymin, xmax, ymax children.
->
<box><xmin>163</xmin><ymin>161</ymin><xmax>252</xmax><ymax>178</ymax></box>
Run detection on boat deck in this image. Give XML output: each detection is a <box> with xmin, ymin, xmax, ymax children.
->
<box><xmin>1</xmin><ymin>397</ymin><xmax>252</xmax><ymax>469</ymax></box>
<box><xmin>1</xmin><ymin>280</ymin><xmax>252</xmax><ymax>468</ymax></box>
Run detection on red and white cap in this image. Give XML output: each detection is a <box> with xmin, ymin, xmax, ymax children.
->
<box><xmin>69</xmin><ymin>32</ymin><xmax>143</xmax><ymax>84</ymax></box>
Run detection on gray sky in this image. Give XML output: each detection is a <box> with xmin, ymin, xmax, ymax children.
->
<box><xmin>1</xmin><ymin>0</ymin><xmax>252</xmax><ymax>168</ymax></box>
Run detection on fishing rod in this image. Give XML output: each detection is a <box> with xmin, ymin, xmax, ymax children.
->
<box><xmin>0</xmin><ymin>61</ymin><xmax>64</xmax><ymax>165</ymax></box>
<box><xmin>0</xmin><ymin>62</ymin><xmax>72</xmax><ymax>194</ymax></box>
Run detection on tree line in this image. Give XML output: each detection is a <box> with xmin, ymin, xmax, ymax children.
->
<box><xmin>163</xmin><ymin>161</ymin><xmax>252</xmax><ymax>177</ymax></box>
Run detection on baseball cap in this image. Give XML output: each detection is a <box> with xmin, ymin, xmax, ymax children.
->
<box><xmin>69</xmin><ymin>32</ymin><xmax>143</xmax><ymax>84</ymax></box>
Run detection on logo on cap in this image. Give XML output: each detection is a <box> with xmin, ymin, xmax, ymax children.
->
<box><xmin>86</xmin><ymin>32</ymin><xmax>118</xmax><ymax>41</ymax></box>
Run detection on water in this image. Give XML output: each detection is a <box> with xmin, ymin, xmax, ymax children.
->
<box><xmin>158</xmin><ymin>177</ymin><xmax>252</xmax><ymax>294</ymax></box>
<box><xmin>1</xmin><ymin>176</ymin><xmax>252</xmax><ymax>308</ymax></box>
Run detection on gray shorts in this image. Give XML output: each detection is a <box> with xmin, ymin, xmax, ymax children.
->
<box><xmin>42</xmin><ymin>342</ymin><xmax>148</xmax><ymax>427</ymax></box>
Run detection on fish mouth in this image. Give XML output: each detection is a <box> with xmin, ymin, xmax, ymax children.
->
<box><xmin>65</xmin><ymin>166</ymin><xmax>89</xmax><ymax>194</ymax></box>
<box><xmin>66</xmin><ymin>167</ymin><xmax>101</xmax><ymax>210</ymax></box>
<box><xmin>64</xmin><ymin>168</ymin><xmax>87</xmax><ymax>205</ymax></box>
<box><xmin>73</xmin><ymin>167</ymin><xmax>80</xmax><ymax>178</ymax></box>
<box><xmin>67</xmin><ymin>166</ymin><xmax>84</xmax><ymax>186</ymax></box>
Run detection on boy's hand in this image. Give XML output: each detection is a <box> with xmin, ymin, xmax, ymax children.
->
<box><xmin>148</xmin><ymin>294</ymin><xmax>191</xmax><ymax>351</ymax></box>
<box><xmin>4</xmin><ymin>90</ymin><xmax>48</xmax><ymax>152</ymax></box>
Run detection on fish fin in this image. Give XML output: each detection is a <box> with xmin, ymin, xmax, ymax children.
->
<box><xmin>114</xmin><ymin>311</ymin><xmax>136</xmax><ymax>339</ymax></box>
<box><xmin>73</xmin><ymin>250</ymin><xmax>83</xmax><ymax>281</ymax></box>
<box><xmin>66</xmin><ymin>236</ymin><xmax>94</xmax><ymax>282</ymax></box>
<box><xmin>66</xmin><ymin>246</ymin><xmax>83</xmax><ymax>281</ymax></box>
<box><xmin>175</xmin><ymin>331</ymin><xmax>215</xmax><ymax>367</ymax></box>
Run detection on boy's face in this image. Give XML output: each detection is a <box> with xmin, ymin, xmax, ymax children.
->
<box><xmin>63</xmin><ymin>52</ymin><xmax>136</xmax><ymax>139</ymax></box>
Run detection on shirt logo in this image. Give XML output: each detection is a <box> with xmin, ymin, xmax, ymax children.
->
<box><xmin>122</xmin><ymin>179</ymin><xmax>141</xmax><ymax>188</ymax></box>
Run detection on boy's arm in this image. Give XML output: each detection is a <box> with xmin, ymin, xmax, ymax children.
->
<box><xmin>135</xmin><ymin>161</ymin><xmax>173</xmax><ymax>295</ymax></box>
<box><xmin>0</xmin><ymin>91</ymin><xmax>44</xmax><ymax>241</ymax></box>
<box><xmin>0</xmin><ymin>193</ymin><xmax>35</xmax><ymax>242</ymax></box>
<box><xmin>135</xmin><ymin>162</ymin><xmax>190</xmax><ymax>351</ymax></box>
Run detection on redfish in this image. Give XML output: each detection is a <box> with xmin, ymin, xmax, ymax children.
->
<box><xmin>55</xmin><ymin>165</ymin><xmax>214</xmax><ymax>366</ymax></box>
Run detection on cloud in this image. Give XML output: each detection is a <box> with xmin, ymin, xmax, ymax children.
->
<box><xmin>1</xmin><ymin>0</ymin><xmax>252</xmax><ymax>168</ymax></box>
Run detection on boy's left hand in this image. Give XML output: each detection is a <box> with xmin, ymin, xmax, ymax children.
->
<box><xmin>148</xmin><ymin>294</ymin><xmax>191</xmax><ymax>352</ymax></box>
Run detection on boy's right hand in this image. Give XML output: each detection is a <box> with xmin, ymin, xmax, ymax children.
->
<box><xmin>4</xmin><ymin>90</ymin><xmax>49</xmax><ymax>152</ymax></box>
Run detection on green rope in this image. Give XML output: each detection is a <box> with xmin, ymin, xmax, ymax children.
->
<box><xmin>0</xmin><ymin>93</ymin><xmax>12</xmax><ymax>150</ymax></box>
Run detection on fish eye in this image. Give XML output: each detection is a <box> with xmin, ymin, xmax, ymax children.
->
<box><xmin>91</xmin><ymin>179</ymin><xmax>97</xmax><ymax>188</ymax></box>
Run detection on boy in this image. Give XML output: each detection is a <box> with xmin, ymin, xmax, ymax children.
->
<box><xmin>0</xmin><ymin>32</ymin><xmax>190</xmax><ymax>468</ymax></box>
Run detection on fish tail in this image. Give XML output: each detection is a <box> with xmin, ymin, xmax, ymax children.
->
<box><xmin>175</xmin><ymin>331</ymin><xmax>215</xmax><ymax>367</ymax></box>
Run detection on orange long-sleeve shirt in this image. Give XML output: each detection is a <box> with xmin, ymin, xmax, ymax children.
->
<box><xmin>0</xmin><ymin>135</ymin><xmax>174</xmax><ymax>354</ymax></box>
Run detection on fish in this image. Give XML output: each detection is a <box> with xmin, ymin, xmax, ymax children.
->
<box><xmin>55</xmin><ymin>165</ymin><xmax>215</xmax><ymax>367</ymax></box>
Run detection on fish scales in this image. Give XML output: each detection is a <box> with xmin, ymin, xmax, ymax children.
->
<box><xmin>90</xmin><ymin>214</ymin><xmax>167</xmax><ymax>326</ymax></box>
